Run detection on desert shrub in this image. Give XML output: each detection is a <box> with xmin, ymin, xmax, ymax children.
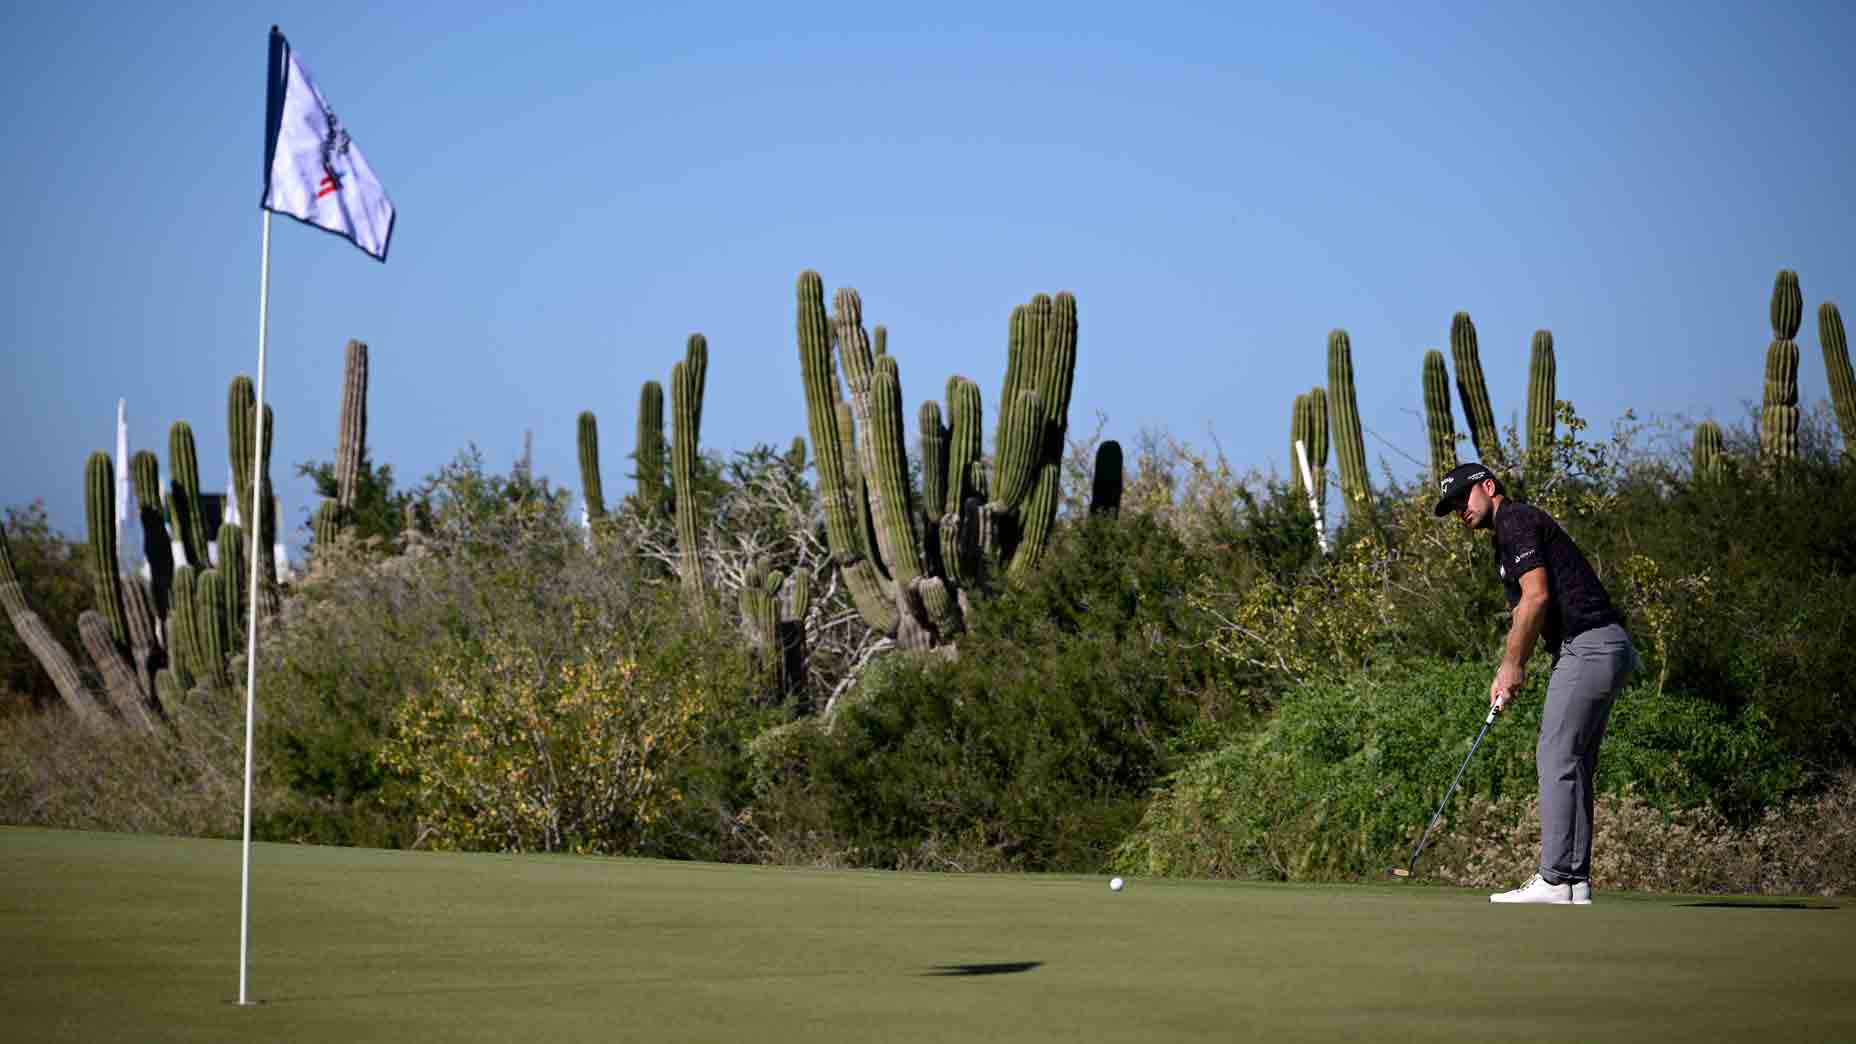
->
<box><xmin>753</xmin><ymin>512</ymin><xmax>1234</xmax><ymax>871</ymax></box>
<box><xmin>380</xmin><ymin>604</ymin><xmax>751</xmax><ymax>855</ymax></box>
<box><xmin>0</xmin><ymin>692</ymin><xmax>271</xmax><ymax>837</ymax></box>
<box><xmin>254</xmin><ymin>447</ymin><xmax>771</xmax><ymax>856</ymax></box>
<box><xmin>1112</xmin><ymin>659</ymin><xmax>1794</xmax><ymax>882</ymax></box>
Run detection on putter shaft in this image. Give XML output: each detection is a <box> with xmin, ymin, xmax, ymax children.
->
<box><xmin>1401</xmin><ymin>706</ymin><xmax>1499</xmax><ymax>875</ymax></box>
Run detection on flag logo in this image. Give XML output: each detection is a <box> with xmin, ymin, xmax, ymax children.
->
<box><xmin>261</xmin><ymin>28</ymin><xmax>394</xmax><ymax>261</ymax></box>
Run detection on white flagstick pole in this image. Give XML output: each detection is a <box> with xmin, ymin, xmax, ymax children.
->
<box><xmin>1294</xmin><ymin>439</ymin><xmax>1329</xmax><ymax>556</ymax></box>
<box><xmin>239</xmin><ymin>209</ymin><xmax>272</xmax><ymax>1006</ymax></box>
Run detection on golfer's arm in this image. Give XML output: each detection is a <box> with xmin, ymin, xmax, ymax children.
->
<box><xmin>1502</xmin><ymin>569</ymin><xmax>1549</xmax><ymax>670</ymax></box>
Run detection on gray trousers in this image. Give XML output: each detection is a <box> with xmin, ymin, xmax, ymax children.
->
<box><xmin>1537</xmin><ymin>623</ymin><xmax>1639</xmax><ymax>884</ymax></box>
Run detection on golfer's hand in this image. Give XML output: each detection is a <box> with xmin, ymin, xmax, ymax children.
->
<box><xmin>1490</xmin><ymin>663</ymin><xmax>1525</xmax><ymax>712</ymax></box>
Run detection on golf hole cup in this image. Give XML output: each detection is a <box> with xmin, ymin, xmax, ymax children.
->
<box><xmin>1109</xmin><ymin>877</ymin><xmax>1125</xmax><ymax>892</ymax></box>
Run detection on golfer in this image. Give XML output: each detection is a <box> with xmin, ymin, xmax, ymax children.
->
<box><xmin>1433</xmin><ymin>462</ymin><xmax>1640</xmax><ymax>905</ymax></box>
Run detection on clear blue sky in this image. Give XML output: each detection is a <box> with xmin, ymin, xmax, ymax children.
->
<box><xmin>6</xmin><ymin>1</ymin><xmax>1854</xmax><ymax>552</ymax></box>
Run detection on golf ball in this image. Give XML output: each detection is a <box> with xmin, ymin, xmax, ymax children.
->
<box><xmin>1109</xmin><ymin>876</ymin><xmax>1125</xmax><ymax>892</ymax></box>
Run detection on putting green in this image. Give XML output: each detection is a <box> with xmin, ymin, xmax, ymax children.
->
<box><xmin>3</xmin><ymin>826</ymin><xmax>1849</xmax><ymax>1042</ymax></box>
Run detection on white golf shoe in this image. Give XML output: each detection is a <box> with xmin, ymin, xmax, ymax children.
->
<box><xmin>1570</xmin><ymin>880</ymin><xmax>1592</xmax><ymax>905</ymax></box>
<box><xmin>1489</xmin><ymin>874</ymin><xmax>1573</xmax><ymax>904</ymax></box>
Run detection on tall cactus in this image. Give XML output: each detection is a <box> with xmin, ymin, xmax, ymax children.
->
<box><xmin>1820</xmin><ymin>302</ymin><xmax>1856</xmax><ymax>459</ymax></box>
<box><xmin>227</xmin><ymin>376</ymin><xmax>278</xmax><ymax>589</ymax></box>
<box><xmin>835</xmin><ymin>291</ymin><xmax>924</xmax><ymax>587</ymax></box>
<box><xmin>1306</xmin><ymin>386</ymin><xmax>1329</xmax><ymax>519</ymax></box>
<box><xmin>1450</xmin><ymin>312</ymin><xmax>1504</xmax><ymax>469</ymax></box>
<box><xmin>168</xmin><ymin>565</ymin><xmax>201</xmax><ymax>690</ymax></box>
<box><xmin>796</xmin><ymin>271</ymin><xmax>897</xmax><ymax>633</ymax></box>
<box><xmin>634</xmin><ymin>380</ymin><xmax>666</xmax><ymax>513</ymax></box>
<box><xmin>1290</xmin><ymin>393</ymin><xmax>1312</xmax><ymax>496</ymax></box>
<box><xmin>195</xmin><ymin>568</ymin><xmax>232</xmax><ymax>691</ymax></box>
<box><xmin>129</xmin><ymin>450</ymin><xmax>173</xmax><ymax>625</ymax></box>
<box><xmin>1006</xmin><ymin>292</ymin><xmax>1078</xmax><ymax>578</ymax></box>
<box><xmin>670</xmin><ymin>335</ymin><xmax>707</xmax><ymax>596</ymax></box>
<box><xmin>1422</xmin><ymin>350</ymin><xmax>1459</xmax><ymax>478</ymax></box>
<box><xmin>1326</xmin><ymin>330</ymin><xmax>1376</xmax><ymax>527</ymax></box>
<box><xmin>1526</xmin><ymin>329</ymin><xmax>1557</xmax><ymax>465</ymax></box>
<box><xmin>1091</xmin><ymin>440</ymin><xmax>1123</xmax><ymax>517</ymax></box>
<box><xmin>1762</xmin><ymin>270</ymin><xmax>1802</xmax><ymax>470</ymax></box>
<box><xmin>1692</xmin><ymin>420</ymin><xmax>1725</xmax><ymax>481</ymax></box>
<box><xmin>85</xmin><ymin>452</ymin><xmax>130</xmax><ymax>646</ymax></box>
<box><xmin>577</xmin><ymin>410</ymin><xmax>606</xmax><ymax>523</ymax></box>
<box><xmin>167</xmin><ymin>422</ymin><xmax>209</xmax><ymax>569</ymax></box>
<box><xmin>217</xmin><ymin>521</ymin><xmax>247</xmax><ymax>650</ymax></box>
<box><xmin>739</xmin><ymin>556</ymin><xmax>810</xmax><ymax>700</ymax></box>
<box><xmin>337</xmin><ymin>339</ymin><xmax>369</xmax><ymax>512</ymax></box>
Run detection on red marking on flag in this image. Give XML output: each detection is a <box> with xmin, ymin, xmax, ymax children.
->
<box><xmin>317</xmin><ymin>168</ymin><xmax>341</xmax><ymax>199</ymax></box>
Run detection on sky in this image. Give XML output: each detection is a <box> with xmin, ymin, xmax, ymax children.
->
<box><xmin>5</xmin><ymin>1</ymin><xmax>1855</xmax><ymax>555</ymax></box>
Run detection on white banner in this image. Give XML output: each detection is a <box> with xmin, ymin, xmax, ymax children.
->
<box><xmin>262</xmin><ymin>31</ymin><xmax>395</xmax><ymax>261</ymax></box>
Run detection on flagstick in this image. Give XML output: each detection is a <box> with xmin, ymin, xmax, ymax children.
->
<box><xmin>239</xmin><ymin>209</ymin><xmax>272</xmax><ymax>1007</ymax></box>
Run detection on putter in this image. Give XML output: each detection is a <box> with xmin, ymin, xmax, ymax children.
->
<box><xmin>1389</xmin><ymin>704</ymin><xmax>1500</xmax><ymax>879</ymax></box>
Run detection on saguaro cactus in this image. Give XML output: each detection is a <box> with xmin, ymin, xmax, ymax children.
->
<box><xmin>1692</xmin><ymin>420</ymin><xmax>1725</xmax><ymax>481</ymax></box>
<box><xmin>634</xmin><ymin>380</ymin><xmax>666</xmax><ymax>513</ymax></box>
<box><xmin>1422</xmin><ymin>350</ymin><xmax>1459</xmax><ymax>478</ymax></box>
<box><xmin>796</xmin><ymin>272</ymin><xmax>898</xmax><ymax>634</ymax></box>
<box><xmin>1450</xmin><ymin>312</ymin><xmax>1504</xmax><ymax>469</ymax></box>
<box><xmin>167</xmin><ymin>422</ymin><xmax>209</xmax><ymax>569</ymax></box>
<box><xmin>1820</xmin><ymin>302</ymin><xmax>1856</xmax><ymax>458</ymax></box>
<box><xmin>85</xmin><ymin>452</ymin><xmax>130</xmax><ymax>647</ymax></box>
<box><xmin>130</xmin><ymin>450</ymin><xmax>173</xmax><ymax>623</ymax></box>
<box><xmin>1762</xmin><ymin>270</ymin><xmax>1802</xmax><ymax>470</ymax></box>
<box><xmin>1526</xmin><ymin>329</ymin><xmax>1557</xmax><ymax>466</ymax></box>
<box><xmin>1091</xmin><ymin>440</ymin><xmax>1123</xmax><ymax>517</ymax></box>
<box><xmin>1326</xmin><ymin>330</ymin><xmax>1376</xmax><ymax>527</ymax></box>
<box><xmin>740</xmin><ymin>556</ymin><xmax>811</xmax><ymax>700</ymax></box>
<box><xmin>671</xmin><ymin>335</ymin><xmax>707</xmax><ymax>596</ymax></box>
<box><xmin>337</xmin><ymin>339</ymin><xmax>368</xmax><ymax>512</ymax></box>
<box><xmin>1306</xmin><ymin>386</ymin><xmax>1329</xmax><ymax>517</ymax></box>
<box><xmin>577</xmin><ymin>410</ymin><xmax>606</xmax><ymax>523</ymax></box>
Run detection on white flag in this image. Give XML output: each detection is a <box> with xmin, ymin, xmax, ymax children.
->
<box><xmin>262</xmin><ymin>28</ymin><xmax>395</xmax><ymax>261</ymax></box>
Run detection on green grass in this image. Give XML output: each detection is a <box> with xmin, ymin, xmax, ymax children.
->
<box><xmin>3</xmin><ymin>827</ymin><xmax>1850</xmax><ymax>1042</ymax></box>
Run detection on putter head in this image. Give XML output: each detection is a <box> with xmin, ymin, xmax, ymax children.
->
<box><xmin>1389</xmin><ymin>867</ymin><xmax>1411</xmax><ymax>878</ymax></box>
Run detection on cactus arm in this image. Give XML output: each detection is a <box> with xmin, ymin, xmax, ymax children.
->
<box><xmin>1526</xmin><ymin>330</ymin><xmax>1557</xmax><ymax>469</ymax></box>
<box><xmin>1308</xmin><ymin>386</ymin><xmax>1330</xmax><ymax>514</ymax></box>
<box><xmin>1326</xmin><ymin>330</ymin><xmax>1376</xmax><ymax>526</ymax></box>
<box><xmin>920</xmin><ymin>400</ymin><xmax>948</xmax><ymax>526</ymax></box>
<box><xmin>1692</xmin><ymin>420</ymin><xmax>1724</xmax><ymax>480</ymax></box>
<box><xmin>337</xmin><ymin>339</ymin><xmax>369</xmax><ymax>511</ymax></box>
<box><xmin>1422</xmin><ymin>350</ymin><xmax>1460</xmax><ymax>479</ymax></box>
<box><xmin>795</xmin><ymin>271</ymin><xmax>898</xmax><ymax>634</ymax></box>
<box><xmin>1450</xmin><ymin>312</ymin><xmax>1503</xmax><ymax>468</ymax></box>
<box><xmin>634</xmin><ymin>380</ymin><xmax>666</xmax><ymax>513</ymax></box>
<box><xmin>1821</xmin><ymin>302</ymin><xmax>1856</xmax><ymax>458</ymax></box>
<box><xmin>577</xmin><ymin>410</ymin><xmax>606</xmax><ymax>523</ymax></box>
<box><xmin>85</xmin><ymin>451</ymin><xmax>131</xmax><ymax>646</ymax></box>
<box><xmin>670</xmin><ymin>357</ymin><xmax>704</xmax><ymax>596</ymax></box>
<box><xmin>168</xmin><ymin>422</ymin><xmax>210</xmax><ymax>569</ymax></box>
<box><xmin>1091</xmin><ymin>439</ymin><xmax>1123</xmax><ymax>517</ymax></box>
<box><xmin>1762</xmin><ymin>271</ymin><xmax>1802</xmax><ymax>470</ymax></box>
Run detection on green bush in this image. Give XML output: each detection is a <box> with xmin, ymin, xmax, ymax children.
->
<box><xmin>1113</xmin><ymin>659</ymin><xmax>1795</xmax><ymax>882</ymax></box>
<box><xmin>754</xmin><ymin>512</ymin><xmax>1235</xmax><ymax>871</ymax></box>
